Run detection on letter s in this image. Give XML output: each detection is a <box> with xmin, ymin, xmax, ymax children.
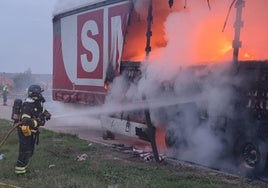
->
<box><xmin>80</xmin><ymin>20</ymin><xmax>100</xmax><ymax>72</ymax></box>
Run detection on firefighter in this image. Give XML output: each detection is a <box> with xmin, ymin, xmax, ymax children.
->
<box><xmin>15</xmin><ymin>84</ymin><xmax>51</xmax><ymax>175</ymax></box>
<box><xmin>2</xmin><ymin>85</ymin><xmax>8</xmax><ymax>106</ymax></box>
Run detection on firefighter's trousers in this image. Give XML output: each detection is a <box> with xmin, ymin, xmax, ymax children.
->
<box><xmin>2</xmin><ymin>93</ymin><xmax>7</xmax><ymax>105</ymax></box>
<box><xmin>15</xmin><ymin>128</ymin><xmax>36</xmax><ymax>174</ymax></box>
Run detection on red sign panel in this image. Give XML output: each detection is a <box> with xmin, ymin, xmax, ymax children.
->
<box><xmin>53</xmin><ymin>1</ymin><xmax>130</xmax><ymax>94</ymax></box>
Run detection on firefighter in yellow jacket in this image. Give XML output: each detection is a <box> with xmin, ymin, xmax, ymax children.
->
<box><xmin>15</xmin><ymin>85</ymin><xmax>51</xmax><ymax>174</ymax></box>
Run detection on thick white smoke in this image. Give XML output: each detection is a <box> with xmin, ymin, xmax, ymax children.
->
<box><xmin>53</xmin><ymin>0</ymin><xmax>102</xmax><ymax>15</ymax></box>
<box><xmin>105</xmin><ymin>0</ymin><xmax>243</xmax><ymax>171</ymax></box>
<box><xmin>51</xmin><ymin>0</ymin><xmax>268</xmax><ymax>173</ymax></box>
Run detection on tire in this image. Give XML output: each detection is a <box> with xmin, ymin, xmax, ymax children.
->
<box><xmin>235</xmin><ymin>137</ymin><xmax>267</xmax><ymax>177</ymax></box>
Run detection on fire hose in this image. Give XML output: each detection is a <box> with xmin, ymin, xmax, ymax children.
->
<box><xmin>0</xmin><ymin>181</ymin><xmax>21</xmax><ymax>188</ymax></box>
<box><xmin>0</xmin><ymin>122</ymin><xmax>20</xmax><ymax>149</ymax></box>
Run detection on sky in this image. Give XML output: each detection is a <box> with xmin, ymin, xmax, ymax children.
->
<box><xmin>0</xmin><ymin>0</ymin><xmax>58</xmax><ymax>74</ymax></box>
<box><xmin>0</xmin><ymin>0</ymin><xmax>98</xmax><ymax>74</ymax></box>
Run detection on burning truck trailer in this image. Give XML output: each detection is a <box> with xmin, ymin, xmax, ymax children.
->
<box><xmin>52</xmin><ymin>0</ymin><xmax>268</xmax><ymax>177</ymax></box>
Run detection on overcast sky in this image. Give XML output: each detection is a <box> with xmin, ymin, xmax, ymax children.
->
<box><xmin>0</xmin><ymin>0</ymin><xmax>58</xmax><ymax>74</ymax></box>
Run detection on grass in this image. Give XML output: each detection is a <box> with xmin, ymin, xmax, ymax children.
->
<box><xmin>0</xmin><ymin>119</ymin><xmax>267</xmax><ymax>188</ymax></box>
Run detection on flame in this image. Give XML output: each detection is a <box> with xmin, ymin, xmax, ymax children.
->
<box><xmin>221</xmin><ymin>43</ymin><xmax>232</xmax><ymax>54</ymax></box>
<box><xmin>155</xmin><ymin>127</ymin><xmax>168</xmax><ymax>154</ymax></box>
<box><xmin>195</xmin><ymin>28</ymin><xmax>233</xmax><ymax>63</ymax></box>
<box><xmin>122</xmin><ymin>0</ymin><xmax>179</xmax><ymax>61</ymax></box>
<box><xmin>122</xmin><ymin>0</ymin><xmax>268</xmax><ymax>64</ymax></box>
<box><xmin>104</xmin><ymin>83</ymin><xmax>109</xmax><ymax>90</ymax></box>
<box><xmin>243</xmin><ymin>52</ymin><xmax>254</xmax><ymax>60</ymax></box>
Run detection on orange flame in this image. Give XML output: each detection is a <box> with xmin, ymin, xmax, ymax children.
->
<box><xmin>243</xmin><ymin>52</ymin><xmax>254</xmax><ymax>60</ymax></box>
<box><xmin>122</xmin><ymin>0</ymin><xmax>268</xmax><ymax>64</ymax></box>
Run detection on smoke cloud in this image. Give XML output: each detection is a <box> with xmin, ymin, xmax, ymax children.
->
<box><xmin>106</xmin><ymin>0</ymin><xmax>268</xmax><ymax>172</ymax></box>
<box><xmin>51</xmin><ymin>0</ymin><xmax>268</xmax><ymax>173</ymax></box>
<box><xmin>53</xmin><ymin>0</ymin><xmax>93</xmax><ymax>15</ymax></box>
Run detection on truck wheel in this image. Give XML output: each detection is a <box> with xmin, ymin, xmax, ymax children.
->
<box><xmin>102</xmin><ymin>130</ymin><xmax>115</xmax><ymax>140</ymax></box>
<box><xmin>235</xmin><ymin>138</ymin><xmax>267</xmax><ymax>177</ymax></box>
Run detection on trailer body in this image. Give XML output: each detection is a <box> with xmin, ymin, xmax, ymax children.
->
<box><xmin>53</xmin><ymin>0</ymin><xmax>132</xmax><ymax>104</ymax></box>
<box><xmin>52</xmin><ymin>0</ymin><xmax>268</xmax><ymax>177</ymax></box>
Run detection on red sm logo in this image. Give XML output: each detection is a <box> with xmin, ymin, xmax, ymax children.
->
<box><xmin>55</xmin><ymin>1</ymin><xmax>130</xmax><ymax>88</ymax></box>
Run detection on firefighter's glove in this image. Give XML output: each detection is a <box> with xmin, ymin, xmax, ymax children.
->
<box><xmin>37</xmin><ymin>116</ymin><xmax>46</xmax><ymax>126</ymax></box>
<box><xmin>43</xmin><ymin>110</ymin><xmax>51</xmax><ymax>121</ymax></box>
<box><xmin>22</xmin><ymin>117</ymin><xmax>38</xmax><ymax>129</ymax></box>
<box><xmin>39</xmin><ymin>95</ymin><xmax>46</xmax><ymax>103</ymax></box>
<box><xmin>21</xmin><ymin>125</ymin><xmax>32</xmax><ymax>136</ymax></box>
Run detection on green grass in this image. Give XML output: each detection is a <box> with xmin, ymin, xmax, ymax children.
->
<box><xmin>0</xmin><ymin>119</ymin><xmax>267</xmax><ymax>188</ymax></box>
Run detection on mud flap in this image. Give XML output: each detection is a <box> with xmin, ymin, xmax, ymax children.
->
<box><xmin>11</xmin><ymin>99</ymin><xmax>23</xmax><ymax>122</ymax></box>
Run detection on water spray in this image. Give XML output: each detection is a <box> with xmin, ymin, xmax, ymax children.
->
<box><xmin>51</xmin><ymin>95</ymin><xmax>199</xmax><ymax>119</ymax></box>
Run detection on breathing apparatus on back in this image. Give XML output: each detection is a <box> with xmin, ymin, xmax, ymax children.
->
<box><xmin>11</xmin><ymin>99</ymin><xmax>23</xmax><ymax>123</ymax></box>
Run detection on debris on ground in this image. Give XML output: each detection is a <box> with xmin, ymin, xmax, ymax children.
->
<box><xmin>108</xmin><ymin>184</ymin><xmax>118</xmax><ymax>188</ymax></box>
<box><xmin>0</xmin><ymin>154</ymin><xmax>5</xmax><ymax>160</ymax></box>
<box><xmin>76</xmin><ymin>153</ymin><xmax>88</xmax><ymax>161</ymax></box>
<box><xmin>49</xmin><ymin>164</ymin><xmax>56</xmax><ymax>168</ymax></box>
<box><xmin>112</xmin><ymin>144</ymin><xmax>165</xmax><ymax>161</ymax></box>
